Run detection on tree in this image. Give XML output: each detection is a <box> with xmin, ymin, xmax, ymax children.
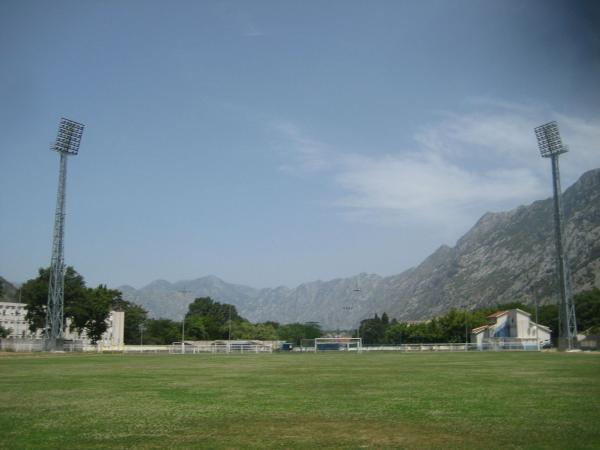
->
<box><xmin>19</xmin><ymin>268</ymin><xmax>121</xmax><ymax>343</ymax></box>
<box><xmin>0</xmin><ymin>325</ymin><xmax>10</xmax><ymax>338</ymax></box>
<box><xmin>185</xmin><ymin>297</ymin><xmax>243</xmax><ymax>340</ymax></box>
<box><xmin>252</xmin><ymin>323</ymin><xmax>278</xmax><ymax>340</ymax></box>
<box><xmin>21</xmin><ymin>267</ymin><xmax>87</xmax><ymax>333</ymax></box>
<box><xmin>437</xmin><ymin>309</ymin><xmax>471</xmax><ymax>343</ymax></box>
<box><xmin>574</xmin><ymin>288</ymin><xmax>600</xmax><ymax>333</ymax></box>
<box><xmin>185</xmin><ymin>316</ymin><xmax>209</xmax><ymax>340</ymax></box>
<box><xmin>69</xmin><ymin>285</ymin><xmax>116</xmax><ymax>344</ymax></box>
<box><xmin>380</xmin><ymin>308</ymin><xmax>492</xmax><ymax>344</ymax></box>
<box><xmin>400</xmin><ymin>322</ymin><xmax>438</xmax><ymax>343</ymax></box>
<box><xmin>358</xmin><ymin>315</ymin><xmax>387</xmax><ymax>344</ymax></box>
<box><xmin>230</xmin><ymin>320</ymin><xmax>256</xmax><ymax>340</ymax></box>
<box><xmin>144</xmin><ymin>319</ymin><xmax>181</xmax><ymax>345</ymax></box>
<box><xmin>385</xmin><ymin>322</ymin><xmax>409</xmax><ymax>344</ymax></box>
<box><xmin>277</xmin><ymin>322</ymin><xmax>322</xmax><ymax>345</ymax></box>
<box><xmin>381</xmin><ymin>312</ymin><xmax>389</xmax><ymax>325</ymax></box>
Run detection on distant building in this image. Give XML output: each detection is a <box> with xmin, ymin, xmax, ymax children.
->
<box><xmin>0</xmin><ymin>301</ymin><xmax>34</xmax><ymax>338</ymax></box>
<box><xmin>471</xmin><ymin>309</ymin><xmax>551</xmax><ymax>349</ymax></box>
<box><xmin>0</xmin><ymin>301</ymin><xmax>124</xmax><ymax>347</ymax></box>
<box><xmin>63</xmin><ymin>311</ymin><xmax>125</xmax><ymax>348</ymax></box>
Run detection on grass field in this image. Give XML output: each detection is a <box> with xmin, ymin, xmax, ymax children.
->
<box><xmin>1</xmin><ymin>352</ymin><xmax>599</xmax><ymax>449</ymax></box>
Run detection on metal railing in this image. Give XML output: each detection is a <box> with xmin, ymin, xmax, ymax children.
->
<box><xmin>0</xmin><ymin>338</ymin><xmax>45</xmax><ymax>352</ymax></box>
<box><xmin>362</xmin><ymin>340</ymin><xmax>543</xmax><ymax>352</ymax></box>
<box><xmin>168</xmin><ymin>342</ymin><xmax>273</xmax><ymax>354</ymax></box>
<box><xmin>1</xmin><ymin>339</ymin><xmax>544</xmax><ymax>353</ymax></box>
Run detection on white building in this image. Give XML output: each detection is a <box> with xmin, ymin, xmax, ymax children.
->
<box><xmin>0</xmin><ymin>301</ymin><xmax>124</xmax><ymax>347</ymax></box>
<box><xmin>471</xmin><ymin>309</ymin><xmax>551</xmax><ymax>349</ymax></box>
<box><xmin>0</xmin><ymin>301</ymin><xmax>38</xmax><ymax>338</ymax></box>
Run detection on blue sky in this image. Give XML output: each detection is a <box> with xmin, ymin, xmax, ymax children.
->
<box><xmin>1</xmin><ymin>0</ymin><xmax>599</xmax><ymax>289</ymax></box>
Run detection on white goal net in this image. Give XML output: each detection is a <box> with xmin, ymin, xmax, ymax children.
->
<box><xmin>314</xmin><ymin>337</ymin><xmax>362</xmax><ymax>352</ymax></box>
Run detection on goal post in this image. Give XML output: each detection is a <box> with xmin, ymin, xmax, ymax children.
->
<box><xmin>314</xmin><ymin>337</ymin><xmax>362</xmax><ymax>352</ymax></box>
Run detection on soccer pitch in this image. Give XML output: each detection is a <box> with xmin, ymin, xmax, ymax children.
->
<box><xmin>1</xmin><ymin>352</ymin><xmax>599</xmax><ymax>449</ymax></box>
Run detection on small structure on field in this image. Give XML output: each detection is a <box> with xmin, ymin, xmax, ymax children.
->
<box><xmin>471</xmin><ymin>309</ymin><xmax>551</xmax><ymax>350</ymax></box>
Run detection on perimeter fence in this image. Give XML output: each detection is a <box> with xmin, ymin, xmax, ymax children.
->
<box><xmin>299</xmin><ymin>340</ymin><xmax>545</xmax><ymax>352</ymax></box>
<box><xmin>2</xmin><ymin>338</ymin><xmax>547</xmax><ymax>353</ymax></box>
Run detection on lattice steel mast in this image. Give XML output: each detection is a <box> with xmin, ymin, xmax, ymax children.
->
<box><xmin>534</xmin><ymin>121</ymin><xmax>577</xmax><ymax>350</ymax></box>
<box><xmin>46</xmin><ymin>118</ymin><xmax>84</xmax><ymax>349</ymax></box>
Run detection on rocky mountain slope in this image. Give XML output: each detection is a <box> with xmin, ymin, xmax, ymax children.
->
<box><xmin>119</xmin><ymin>169</ymin><xmax>600</xmax><ymax>329</ymax></box>
<box><xmin>0</xmin><ymin>277</ymin><xmax>18</xmax><ymax>301</ymax></box>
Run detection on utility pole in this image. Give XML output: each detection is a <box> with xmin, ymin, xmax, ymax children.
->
<box><xmin>46</xmin><ymin>118</ymin><xmax>84</xmax><ymax>351</ymax></box>
<box><xmin>181</xmin><ymin>316</ymin><xmax>185</xmax><ymax>354</ymax></box>
<box><xmin>228</xmin><ymin>304</ymin><xmax>232</xmax><ymax>341</ymax></box>
<box><xmin>527</xmin><ymin>274</ymin><xmax>541</xmax><ymax>352</ymax></box>
<box><xmin>177</xmin><ymin>289</ymin><xmax>192</xmax><ymax>354</ymax></box>
<box><xmin>535</xmin><ymin>296</ymin><xmax>540</xmax><ymax>351</ymax></box>
<box><xmin>139</xmin><ymin>323</ymin><xmax>145</xmax><ymax>348</ymax></box>
<box><xmin>353</xmin><ymin>280</ymin><xmax>361</xmax><ymax>340</ymax></box>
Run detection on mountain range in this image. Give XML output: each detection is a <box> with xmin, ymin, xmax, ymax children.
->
<box><xmin>118</xmin><ymin>169</ymin><xmax>600</xmax><ymax>330</ymax></box>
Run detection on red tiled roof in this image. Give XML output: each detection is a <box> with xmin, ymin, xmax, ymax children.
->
<box><xmin>471</xmin><ymin>325</ymin><xmax>489</xmax><ymax>334</ymax></box>
<box><xmin>487</xmin><ymin>310</ymin><xmax>508</xmax><ymax>319</ymax></box>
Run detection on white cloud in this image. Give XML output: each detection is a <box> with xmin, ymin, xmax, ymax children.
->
<box><xmin>553</xmin><ymin>113</ymin><xmax>600</xmax><ymax>179</ymax></box>
<box><xmin>273</xmin><ymin>100</ymin><xmax>600</xmax><ymax>232</ymax></box>
<box><xmin>336</xmin><ymin>154</ymin><xmax>544</xmax><ymax>222</ymax></box>
<box><xmin>271</xmin><ymin>120</ymin><xmax>332</xmax><ymax>173</ymax></box>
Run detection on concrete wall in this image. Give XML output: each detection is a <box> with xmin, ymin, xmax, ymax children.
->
<box><xmin>100</xmin><ymin>311</ymin><xmax>125</xmax><ymax>347</ymax></box>
<box><xmin>514</xmin><ymin>310</ymin><xmax>531</xmax><ymax>338</ymax></box>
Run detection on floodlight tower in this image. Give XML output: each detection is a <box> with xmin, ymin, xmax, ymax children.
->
<box><xmin>534</xmin><ymin>121</ymin><xmax>577</xmax><ymax>350</ymax></box>
<box><xmin>45</xmin><ymin>118</ymin><xmax>84</xmax><ymax>350</ymax></box>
